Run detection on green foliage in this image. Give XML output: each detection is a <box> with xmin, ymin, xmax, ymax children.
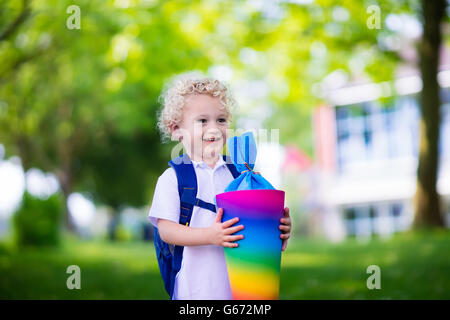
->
<box><xmin>12</xmin><ymin>192</ymin><xmax>64</xmax><ymax>247</ymax></box>
<box><xmin>0</xmin><ymin>0</ymin><xmax>448</xmax><ymax>217</ymax></box>
<box><xmin>0</xmin><ymin>230</ymin><xmax>449</xmax><ymax>299</ymax></box>
<box><xmin>114</xmin><ymin>224</ymin><xmax>132</xmax><ymax>242</ymax></box>
<box><xmin>0</xmin><ymin>0</ymin><xmax>208</xmax><ymax>211</ymax></box>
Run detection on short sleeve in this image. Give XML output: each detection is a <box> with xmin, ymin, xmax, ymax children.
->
<box><xmin>148</xmin><ymin>167</ymin><xmax>180</xmax><ymax>227</ymax></box>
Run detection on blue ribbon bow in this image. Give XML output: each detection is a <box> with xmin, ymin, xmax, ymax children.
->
<box><xmin>224</xmin><ymin>131</ymin><xmax>275</xmax><ymax>192</ymax></box>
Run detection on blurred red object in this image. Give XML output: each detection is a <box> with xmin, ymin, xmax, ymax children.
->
<box><xmin>282</xmin><ymin>145</ymin><xmax>312</xmax><ymax>173</ymax></box>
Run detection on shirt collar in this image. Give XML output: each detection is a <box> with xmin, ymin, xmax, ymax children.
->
<box><xmin>191</xmin><ymin>156</ymin><xmax>226</xmax><ymax>170</ymax></box>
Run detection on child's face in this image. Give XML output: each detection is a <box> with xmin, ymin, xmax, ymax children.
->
<box><xmin>174</xmin><ymin>93</ymin><xmax>229</xmax><ymax>161</ymax></box>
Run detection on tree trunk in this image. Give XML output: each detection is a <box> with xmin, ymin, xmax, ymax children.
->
<box><xmin>413</xmin><ymin>0</ymin><xmax>446</xmax><ymax>228</ymax></box>
<box><xmin>57</xmin><ymin>167</ymin><xmax>77</xmax><ymax>233</ymax></box>
<box><xmin>108</xmin><ymin>213</ymin><xmax>120</xmax><ymax>241</ymax></box>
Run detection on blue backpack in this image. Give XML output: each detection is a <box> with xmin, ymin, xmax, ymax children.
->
<box><xmin>153</xmin><ymin>153</ymin><xmax>240</xmax><ymax>299</ymax></box>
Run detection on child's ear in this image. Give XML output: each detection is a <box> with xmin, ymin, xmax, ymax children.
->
<box><xmin>169</xmin><ymin>123</ymin><xmax>178</xmax><ymax>134</ymax></box>
<box><xmin>170</xmin><ymin>124</ymin><xmax>182</xmax><ymax>141</ymax></box>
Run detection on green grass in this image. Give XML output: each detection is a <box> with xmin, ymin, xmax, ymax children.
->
<box><xmin>280</xmin><ymin>230</ymin><xmax>450</xmax><ymax>299</ymax></box>
<box><xmin>0</xmin><ymin>235</ymin><xmax>166</xmax><ymax>299</ymax></box>
<box><xmin>0</xmin><ymin>230</ymin><xmax>449</xmax><ymax>299</ymax></box>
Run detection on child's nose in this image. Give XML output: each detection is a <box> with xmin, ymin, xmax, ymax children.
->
<box><xmin>206</xmin><ymin>122</ymin><xmax>221</xmax><ymax>132</ymax></box>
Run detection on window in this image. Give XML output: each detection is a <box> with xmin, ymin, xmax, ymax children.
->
<box><xmin>390</xmin><ymin>202</ymin><xmax>407</xmax><ymax>231</ymax></box>
<box><xmin>344</xmin><ymin>207</ymin><xmax>356</xmax><ymax>236</ymax></box>
<box><xmin>342</xmin><ymin>201</ymin><xmax>409</xmax><ymax>238</ymax></box>
<box><xmin>335</xmin><ymin>95</ymin><xmax>422</xmax><ymax>172</ymax></box>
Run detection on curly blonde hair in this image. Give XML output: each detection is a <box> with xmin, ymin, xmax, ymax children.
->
<box><xmin>157</xmin><ymin>71</ymin><xmax>236</xmax><ymax>142</ymax></box>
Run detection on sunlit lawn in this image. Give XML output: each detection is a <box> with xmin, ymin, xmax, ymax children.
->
<box><xmin>280</xmin><ymin>230</ymin><xmax>450</xmax><ymax>299</ymax></box>
<box><xmin>0</xmin><ymin>230</ymin><xmax>449</xmax><ymax>299</ymax></box>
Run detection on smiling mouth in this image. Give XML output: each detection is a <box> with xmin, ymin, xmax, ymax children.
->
<box><xmin>203</xmin><ymin>137</ymin><xmax>221</xmax><ymax>142</ymax></box>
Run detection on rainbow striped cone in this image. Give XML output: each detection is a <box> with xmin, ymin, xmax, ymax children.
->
<box><xmin>216</xmin><ymin>189</ymin><xmax>285</xmax><ymax>300</ymax></box>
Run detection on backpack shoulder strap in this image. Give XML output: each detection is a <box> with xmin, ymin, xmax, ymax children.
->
<box><xmin>168</xmin><ymin>153</ymin><xmax>197</xmax><ymax>226</ymax></box>
<box><xmin>223</xmin><ymin>154</ymin><xmax>240</xmax><ymax>178</ymax></box>
<box><xmin>169</xmin><ymin>154</ymin><xmax>239</xmax><ymax>217</ymax></box>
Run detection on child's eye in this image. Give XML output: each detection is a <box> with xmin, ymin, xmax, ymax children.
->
<box><xmin>197</xmin><ymin>119</ymin><xmax>207</xmax><ymax>124</ymax></box>
<box><xmin>218</xmin><ymin>118</ymin><xmax>227</xmax><ymax>124</ymax></box>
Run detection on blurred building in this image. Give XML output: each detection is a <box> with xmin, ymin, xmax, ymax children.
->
<box><xmin>313</xmin><ymin>69</ymin><xmax>450</xmax><ymax>241</ymax></box>
<box><xmin>280</xmin><ymin>145</ymin><xmax>320</xmax><ymax>237</ymax></box>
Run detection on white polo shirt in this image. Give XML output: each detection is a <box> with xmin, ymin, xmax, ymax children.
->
<box><xmin>148</xmin><ymin>156</ymin><xmax>234</xmax><ymax>300</ymax></box>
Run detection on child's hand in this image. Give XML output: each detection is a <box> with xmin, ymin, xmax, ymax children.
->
<box><xmin>279</xmin><ymin>207</ymin><xmax>291</xmax><ymax>251</ymax></box>
<box><xmin>208</xmin><ymin>208</ymin><xmax>244</xmax><ymax>248</ymax></box>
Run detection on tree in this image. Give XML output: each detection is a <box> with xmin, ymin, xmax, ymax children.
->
<box><xmin>413</xmin><ymin>0</ymin><xmax>447</xmax><ymax>228</ymax></box>
<box><xmin>239</xmin><ymin>0</ymin><xmax>449</xmax><ymax>228</ymax></box>
<box><xmin>0</xmin><ymin>0</ymin><xmax>209</xmax><ymax>233</ymax></box>
<box><xmin>218</xmin><ymin>0</ymin><xmax>449</xmax><ymax>228</ymax></box>
<box><xmin>1</xmin><ymin>0</ymin><xmax>448</xmax><ymax>235</ymax></box>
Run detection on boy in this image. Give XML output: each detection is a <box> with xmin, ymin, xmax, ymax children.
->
<box><xmin>149</xmin><ymin>72</ymin><xmax>291</xmax><ymax>300</ymax></box>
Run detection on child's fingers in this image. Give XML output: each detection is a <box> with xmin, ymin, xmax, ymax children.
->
<box><xmin>224</xmin><ymin>234</ymin><xmax>244</xmax><ymax>243</ymax></box>
<box><xmin>279</xmin><ymin>225</ymin><xmax>290</xmax><ymax>232</ymax></box>
<box><xmin>280</xmin><ymin>207</ymin><xmax>291</xmax><ymax>225</ymax></box>
<box><xmin>222</xmin><ymin>217</ymin><xmax>239</xmax><ymax>228</ymax></box>
<box><xmin>225</xmin><ymin>224</ymin><xmax>244</xmax><ymax>235</ymax></box>
<box><xmin>280</xmin><ymin>232</ymin><xmax>290</xmax><ymax>240</ymax></box>
<box><xmin>282</xmin><ymin>239</ymin><xmax>288</xmax><ymax>251</ymax></box>
<box><xmin>280</xmin><ymin>210</ymin><xmax>290</xmax><ymax>252</ymax></box>
<box><xmin>215</xmin><ymin>208</ymin><xmax>223</xmax><ymax>223</ymax></box>
<box><xmin>223</xmin><ymin>241</ymin><xmax>239</xmax><ymax>248</ymax></box>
